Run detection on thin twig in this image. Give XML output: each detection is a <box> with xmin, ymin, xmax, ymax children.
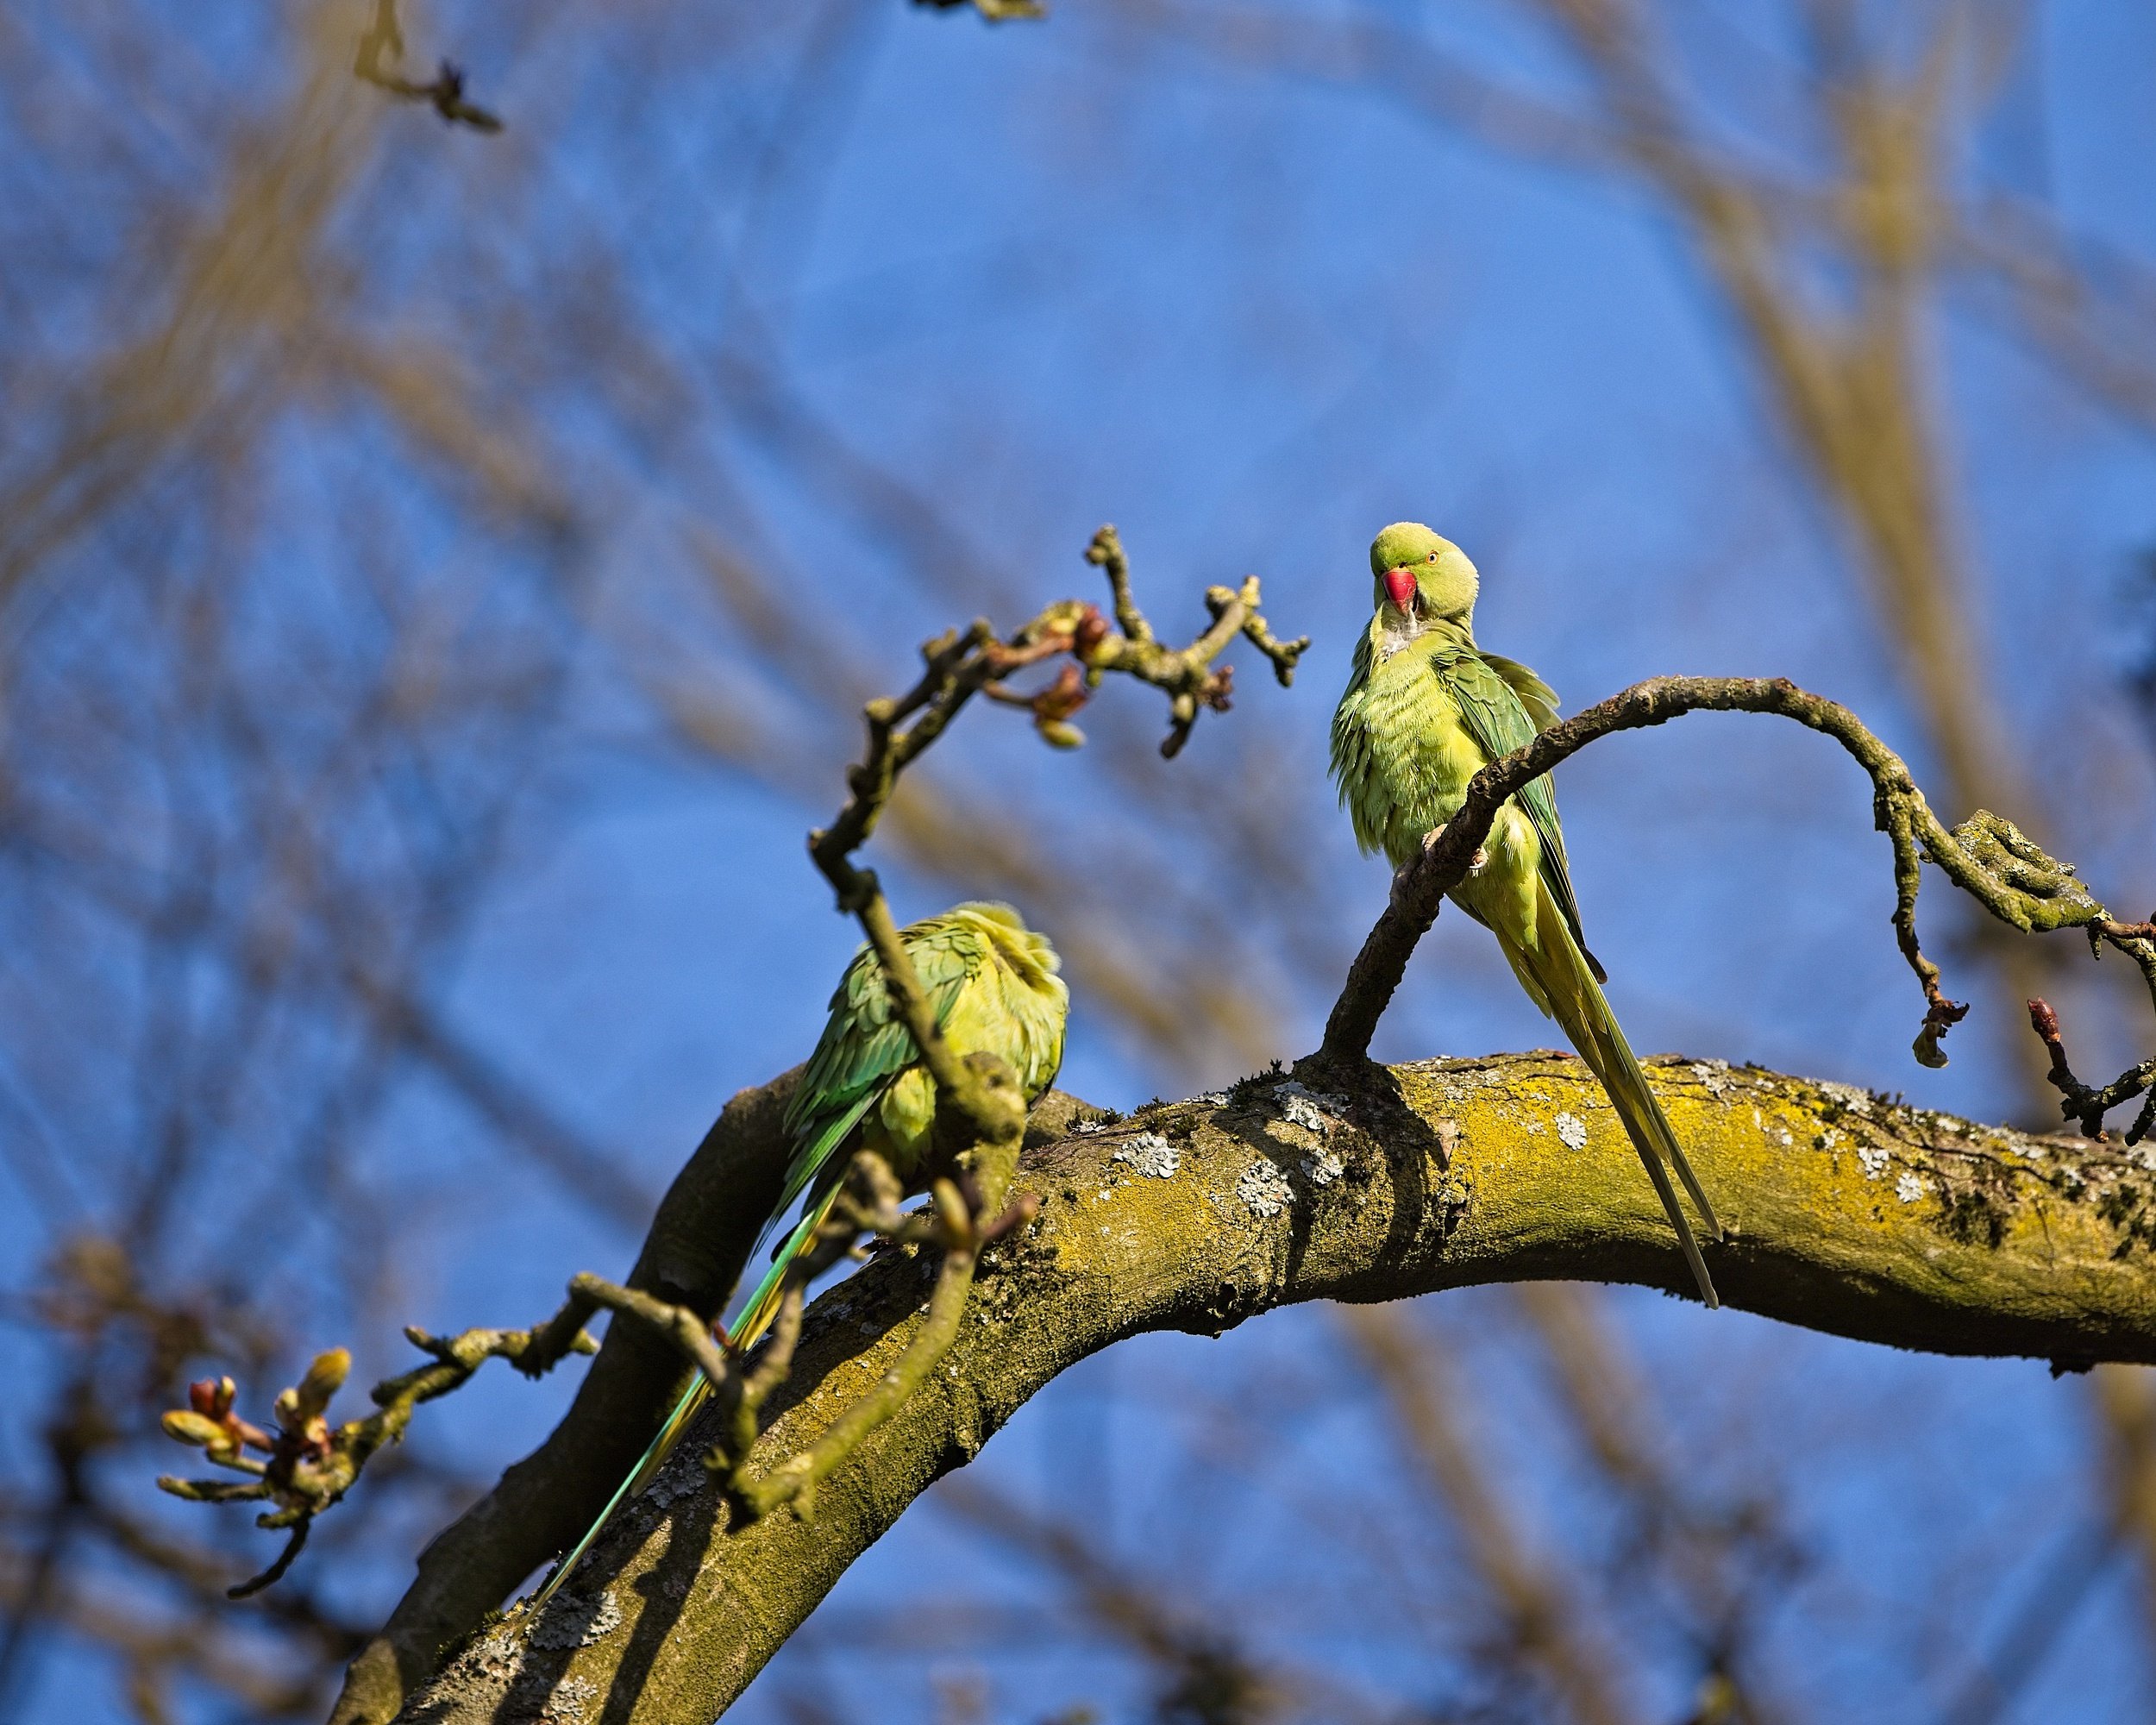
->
<box><xmin>354</xmin><ymin>0</ymin><xmax>504</xmax><ymax>132</ymax></box>
<box><xmin>2028</xmin><ymin>1000</ymin><xmax>2156</xmax><ymax>1143</ymax></box>
<box><xmin>157</xmin><ymin>1308</ymin><xmax>597</xmax><ymax>1592</ymax></box>
<box><xmin>1318</xmin><ymin>676</ymin><xmax>2147</xmax><ymax>1113</ymax></box>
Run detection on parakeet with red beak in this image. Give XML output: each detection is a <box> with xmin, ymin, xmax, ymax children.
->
<box><xmin>1330</xmin><ymin>522</ymin><xmax>1722</xmax><ymax>1306</ymax></box>
<box><xmin>537</xmin><ymin>902</ymin><xmax>1067</xmax><ymax>1602</ymax></box>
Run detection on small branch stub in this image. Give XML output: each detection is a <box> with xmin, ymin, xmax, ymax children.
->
<box><xmin>354</xmin><ymin>0</ymin><xmax>504</xmax><ymax>131</ymax></box>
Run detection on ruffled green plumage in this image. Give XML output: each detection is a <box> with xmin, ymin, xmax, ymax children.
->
<box><xmin>535</xmin><ymin>901</ymin><xmax>1066</xmax><ymax>1604</ymax></box>
<box><xmin>1332</xmin><ymin>522</ymin><xmax>1720</xmax><ymax>1307</ymax></box>
<box><xmin>775</xmin><ymin>902</ymin><xmax>1066</xmax><ymax>1233</ymax></box>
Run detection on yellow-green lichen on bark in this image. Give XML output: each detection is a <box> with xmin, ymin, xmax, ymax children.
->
<box><xmin>394</xmin><ymin>1054</ymin><xmax>2156</xmax><ymax>1725</ymax></box>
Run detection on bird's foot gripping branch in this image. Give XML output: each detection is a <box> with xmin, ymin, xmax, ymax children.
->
<box><xmin>1319</xmin><ymin>674</ymin><xmax>2156</xmax><ymax>1143</ymax></box>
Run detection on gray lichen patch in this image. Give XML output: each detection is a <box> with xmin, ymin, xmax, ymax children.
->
<box><xmin>1237</xmin><ymin>1158</ymin><xmax>1294</xmax><ymax>1216</ymax></box>
<box><xmin>1818</xmin><ymin>1080</ymin><xmax>1877</xmax><ymax>1117</ymax></box>
<box><xmin>1272</xmin><ymin>1080</ymin><xmax>1350</xmax><ymax>1134</ymax></box>
<box><xmin>646</xmin><ymin>1465</ymin><xmax>703</xmax><ymax>1509</ymax></box>
<box><xmin>1112</xmin><ymin>1132</ymin><xmax>1181</xmax><ymax>1179</ymax></box>
<box><xmin>1300</xmin><ymin>1146</ymin><xmax>1344</xmax><ymax>1187</ymax></box>
<box><xmin>1688</xmin><ymin>1061</ymin><xmax>1733</xmax><ymax>1096</ymax></box>
<box><xmin>467</xmin><ymin>1631</ymin><xmax>525</xmax><ymax>1683</ymax></box>
<box><xmin>533</xmin><ymin>1676</ymin><xmax>599</xmax><ymax>1724</ymax></box>
<box><xmin>1554</xmin><ymin>1112</ymin><xmax>1588</xmax><ymax>1150</ymax></box>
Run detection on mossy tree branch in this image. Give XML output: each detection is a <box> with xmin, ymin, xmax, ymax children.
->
<box><xmin>325</xmin><ymin>1072</ymin><xmax>809</xmax><ymax>1725</ymax></box>
<box><xmin>325</xmin><ymin>652</ymin><xmax>2142</xmax><ymax>1725</ymax></box>
<box><xmin>400</xmin><ymin>1054</ymin><xmax>2156</xmax><ymax>1725</ymax></box>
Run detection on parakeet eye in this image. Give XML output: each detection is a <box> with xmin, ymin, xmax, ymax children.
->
<box><xmin>1426</xmin><ymin>552</ymin><xmax>1437</xmax><ymax>561</ymax></box>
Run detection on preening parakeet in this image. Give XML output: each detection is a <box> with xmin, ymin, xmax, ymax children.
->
<box><xmin>1330</xmin><ymin>524</ymin><xmax>1723</xmax><ymax>1307</ymax></box>
<box><xmin>538</xmin><ymin>902</ymin><xmax>1067</xmax><ymax>1603</ymax></box>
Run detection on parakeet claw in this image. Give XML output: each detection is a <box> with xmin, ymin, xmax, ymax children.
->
<box><xmin>1411</xmin><ymin>825</ymin><xmax>1486</xmax><ymax>875</ymax></box>
<box><xmin>1388</xmin><ymin>858</ymin><xmax>1419</xmax><ymax>908</ymax></box>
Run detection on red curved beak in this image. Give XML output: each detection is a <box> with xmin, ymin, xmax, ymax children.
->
<box><xmin>1382</xmin><ymin>566</ymin><xmax>1418</xmax><ymax>615</ymax></box>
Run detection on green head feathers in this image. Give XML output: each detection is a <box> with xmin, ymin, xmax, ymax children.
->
<box><xmin>938</xmin><ymin>900</ymin><xmax>1066</xmax><ymax>1001</ymax></box>
<box><xmin>1369</xmin><ymin>521</ymin><xmax>1478</xmax><ymax>625</ymax></box>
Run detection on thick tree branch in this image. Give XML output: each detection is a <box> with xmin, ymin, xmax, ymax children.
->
<box><xmin>327</xmin><ymin>531</ymin><xmax>1300</xmax><ymax>1721</ymax></box>
<box><xmin>398</xmin><ymin>1054</ymin><xmax>2156</xmax><ymax>1725</ymax></box>
<box><xmin>326</xmin><ymin>1070</ymin><xmax>805</xmax><ymax>1725</ymax></box>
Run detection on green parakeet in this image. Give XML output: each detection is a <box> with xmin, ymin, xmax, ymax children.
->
<box><xmin>537</xmin><ymin>901</ymin><xmax>1067</xmax><ymax>1603</ymax></box>
<box><xmin>1330</xmin><ymin>523</ymin><xmax>1722</xmax><ymax>1307</ymax></box>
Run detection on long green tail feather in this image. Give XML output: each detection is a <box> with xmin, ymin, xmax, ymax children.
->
<box><xmin>530</xmin><ymin>1157</ymin><xmax>859</xmax><ymax>1606</ymax></box>
<box><xmin>1507</xmin><ymin>885</ymin><xmax>1722</xmax><ymax>1308</ymax></box>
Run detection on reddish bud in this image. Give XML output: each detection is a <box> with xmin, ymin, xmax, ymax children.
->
<box><xmin>189</xmin><ymin>1376</ymin><xmax>235</xmax><ymax>1420</ymax></box>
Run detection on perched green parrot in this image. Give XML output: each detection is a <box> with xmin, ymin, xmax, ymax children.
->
<box><xmin>537</xmin><ymin>901</ymin><xmax>1067</xmax><ymax>1603</ymax></box>
<box><xmin>1330</xmin><ymin>523</ymin><xmax>1722</xmax><ymax>1307</ymax></box>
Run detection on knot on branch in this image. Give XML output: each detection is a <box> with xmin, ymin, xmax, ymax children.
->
<box><xmin>1944</xmin><ymin>812</ymin><xmax>2103</xmax><ymax>932</ymax></box>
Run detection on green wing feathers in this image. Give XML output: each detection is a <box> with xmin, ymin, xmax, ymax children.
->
<box><xmin>534</xmin><ymin>903</ymin><xmax>1066</xmax><ymax>1607</ymax></box>
<box><xmin>1480</xmin><ymin>651</ymin><xmax>1560</xmax><ymax>733</ymax></box>
<box><xmin>1438</xmin><ymin>649</ymin><xmax>1605</xmax><ymax>983</ymax></box>
<box><xmin>1501</xmin><ymin>881</ymin><xmax>1723</xmax><ymax>1307</ymax></box>
<box><xmin>775</xmin><ymin>927</ymin><xmax>975</xmax><ymax>1220</ymax></box>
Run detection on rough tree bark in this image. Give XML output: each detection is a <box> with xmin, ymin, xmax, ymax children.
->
<box><xmin>364</xmin><ymin>1048</ymin><xmax>2156</xmax><ymax>1725</ymax></box>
